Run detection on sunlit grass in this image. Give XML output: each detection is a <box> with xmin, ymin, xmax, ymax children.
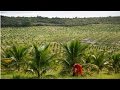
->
<box><xmin>1</xmin><ymin>70</ymin><xmax>120</xmax><ymax>79</ymax></box>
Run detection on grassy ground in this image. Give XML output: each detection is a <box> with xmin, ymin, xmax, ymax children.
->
<box><xmin>1</xmin><ymin>70</ymin><xmax>120</xmax><ymax>79</ymax></box>
<box><xmin>58</xmin><ymin>73</ymin><xmax>120</xmax><ymax>79</ymax></box>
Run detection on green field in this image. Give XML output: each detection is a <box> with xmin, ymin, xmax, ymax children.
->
<box><xmin>2</xmin><ymin>24</ymin><xmax>120</xmax><ymax>45</ymax></box>
<box><xmin>1</xmin><ymin>24</ymin><xmax>120</xmax><ymax>79</ymax></box>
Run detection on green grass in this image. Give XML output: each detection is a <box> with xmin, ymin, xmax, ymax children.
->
<box><xmin>57</xmin><ymin>72</ymin><xmax>120</xmax><ymax>79</ymax></box>
<box><xmin>1</xmin><ymin>71</ymin><xmax>36</xmax><ymax>79</ymax></box>
<box><xmin>1</xmin><ymin>71</ymin><xmax>120</xmax><ymax>79</ymax></box>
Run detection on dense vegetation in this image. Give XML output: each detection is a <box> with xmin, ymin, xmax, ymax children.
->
<box><xmin>1</xmin><ymin>16</ymin><xmax>120</xmax><ymax>79</ymax></box>
<box><xmin>1</xmin><ymin>15</ymin><xmax>120</xmax><ymax>27</ymax></box>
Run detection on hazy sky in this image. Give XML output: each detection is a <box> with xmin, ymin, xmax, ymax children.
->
<box><xmin>1</xmin><ymin>11</ymin><xmax>120</xmax><ymax>18</ymax></box>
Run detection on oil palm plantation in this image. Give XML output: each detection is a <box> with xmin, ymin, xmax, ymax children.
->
<box><xmin>29</xmin><ymin>44</ymin><xmax>55</xmax><ymax>78</ymax></box>
<box><xmin>61</xmin><ymin>40</ymin><xmax>89</xmax><ymax>75</ymax></box>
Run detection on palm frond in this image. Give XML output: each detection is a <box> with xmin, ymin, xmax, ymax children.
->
<box><xmin>9</xmin><ymin>45</ymin><xmax>19</xmax><ymax>60</ymax></box>
<box><xmin>31</xmin><ymin>43</ymin><xmax>56</xmax><ymax>77</ymax></box>
<box><xmin>63</xmin><ymin>39</ymin><xmax>88</xmax><ymax>66</ymax></box>
<box><xmin>63</xmin><ymin>43</ymin><xmax>71</xmax><ymax>56</ymax></box>
<box><xmin>33</xmin><ymin>44</ymin><xmax>41</xmax><ymax>66</ymax></box>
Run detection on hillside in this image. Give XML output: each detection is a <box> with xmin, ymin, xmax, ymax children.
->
<box><xmin>1</xmin><ymin>16</ymin><xmax>120</xmax><ymax>27</ymax></box>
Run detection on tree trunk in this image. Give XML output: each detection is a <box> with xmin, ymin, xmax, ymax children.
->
<box><xmin>97</xmin><ymin>69</ymin><xmax>100</xmax><ymax>74</ymax></box>
<box><xmin>37</xmin><ymin>70</ymin><xmax>40</xmax><ymax>78</ymax></box>
<box><xmin>115</xmin><ymin>68</ymin><xmax>118</xmax><ymax>73</ymax></box>
<box><xmin>17</xmin><ymin>64</ymin><xmax>20</xmax><ymax>71</ymax></box>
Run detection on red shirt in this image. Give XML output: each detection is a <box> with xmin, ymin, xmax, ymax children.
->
<box><xmin>73</xmin><ymin>64</ymin><xmax>83</xmax><ymax>75</ymax></box>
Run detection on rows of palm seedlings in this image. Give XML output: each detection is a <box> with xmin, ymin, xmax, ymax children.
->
<box><xmin>1</xmin><ymin>40</ymin><xmax>120</xmax><ymax>79</ymax></box>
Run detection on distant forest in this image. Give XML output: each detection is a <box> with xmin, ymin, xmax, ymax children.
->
<box><xmin>1</xmin><ymin>16</ymin><xmax>120</xmax><ymax>27</ymax></box>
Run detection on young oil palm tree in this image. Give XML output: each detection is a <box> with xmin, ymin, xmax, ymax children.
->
<box><xmin>29</xmin><ymin>44</ymin><xmax>55</xmax><ymax>78</ymax></box>
<box><xmin>112</xmin><ymin>53</ymin><xmax>120</xmax><ymax>73</ymax></box>
<box><xmin>9</xmin><ymin>45</ymin><xmax>28</xmax><ymax>71</ymax></box>
<box><xmin>1</xmin><ymin>47</ymin><xmax>15</xmax><ymax>71</ymax></box>
<box><xmin>61</xmin><ymin>40</ymin><xmax>89</xmax><ymax>75</ymax></box>
<box><xmin>90</xmin><ymin>51</ymin><xmax>107</xmax><ymax>74</ymax></box>
<box><xmin>82</xmin><ymin>53</ymin><xmax>99</xmax><ymax>75</ymax></box>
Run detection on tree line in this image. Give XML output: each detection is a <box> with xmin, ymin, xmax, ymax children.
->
<box><xmin>1</xmin><ymin>15</ymin><xmax>120</xmax><ymax>27</ymax></box>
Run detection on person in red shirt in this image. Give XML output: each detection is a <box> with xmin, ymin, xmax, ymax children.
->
<box><xmin>72</xmin><ymin>63</ymin><xmax>83</xmax><ymax>76</ymax></box>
